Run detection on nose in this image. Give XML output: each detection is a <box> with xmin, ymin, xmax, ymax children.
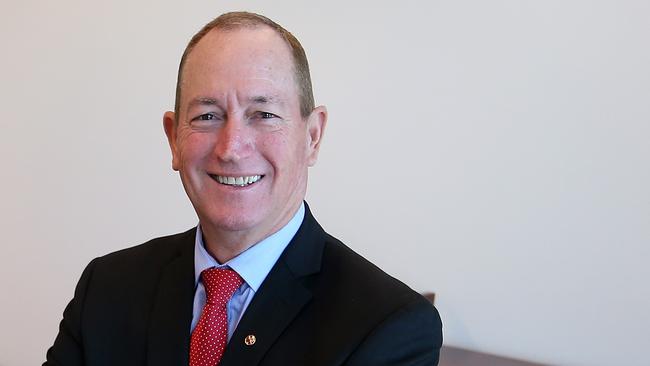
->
<box><xmin>214</xmin><ymin>116</ymin><xmax>252</xmax><ymax>162</ymax></box>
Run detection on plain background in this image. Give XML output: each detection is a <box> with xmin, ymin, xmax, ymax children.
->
<box><xmin>1</xmin><ymin>1</ymin><xmax>648</xmax><ymax>365</ymax></box>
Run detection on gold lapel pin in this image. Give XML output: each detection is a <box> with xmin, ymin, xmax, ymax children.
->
<box><xmin>244</xmin><ymin>334</ymin><xmax>256</xmax><ymax>346</ymax></box>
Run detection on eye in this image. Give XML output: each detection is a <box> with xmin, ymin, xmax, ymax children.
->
<box><xmin>190</xmin><ymin>113</ymin><xmax>222</xmax><ymax>124</ymax></box>
<box><xmin>256</xmin><ymin>111</ymin><xmax>279</xmax><ymax>119</ymax></box>
<box><xmin>195</xmin><ymin>113</ymin><xmax>216</xmax><ymax>121</ymax></box>
<box><xmin>189</xmin><ymin>112</ymin><xmax>223</xmax><ymax>129</ymax></box>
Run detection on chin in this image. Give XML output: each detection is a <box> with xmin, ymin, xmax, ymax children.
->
<box><xmin>202</xmin><ymin>208</ymin><xmax>269</xmax><ymax>234</ymax></box>
<box><xmin>216</xmin><ymin>216</ymin><xmax>261</xmax><ymax>232</ymax></box>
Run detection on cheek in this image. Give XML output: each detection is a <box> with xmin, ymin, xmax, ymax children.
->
<box><xmin>177</xmin><ymin>134</ymin><xmax>214</xmax><ymax>167</ymax></box>
<box><xmin>261</xmin><ymin>130</ymin><xmax>309</xmax><ymax>173</ymax></box>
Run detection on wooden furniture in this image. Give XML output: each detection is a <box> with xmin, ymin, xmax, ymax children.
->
<box><xmin>439</xmin><ymin>345</ymin><xmax>548</xmax><ymax>366</ymax></box>
<box><xmin>422</xmin><ymin>292</ymin><xmax>436</xmax><ymax>304</ymax></box>
<box><xmin>422</xmin><ymin>293</ymin><xmax>549</xmax><ymax>365</ymax></box>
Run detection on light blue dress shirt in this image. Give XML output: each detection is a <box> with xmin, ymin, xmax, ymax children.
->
<box><xmin>191</xmin><ymin>203</ymin><xmax>305</xmax><ymax>341</ymax></box>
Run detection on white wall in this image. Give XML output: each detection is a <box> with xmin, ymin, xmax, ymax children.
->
<box><xmin>1</xmin><ymin>1</ymin><xmax>648</xmax><ymax>365</ymax></box>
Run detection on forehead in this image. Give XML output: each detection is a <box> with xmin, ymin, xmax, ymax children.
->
<box><xmin>181</xmin><ymin>27</ymin><xmax>297</xmax><ymax>102</ymax></box>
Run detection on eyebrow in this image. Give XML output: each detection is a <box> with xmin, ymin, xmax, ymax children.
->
<box><xmin>250</xmin><ymin>95</ymin><xmax>272</xmax><ymax>104</ymax></box>
<box><xmin>186</xmin><ymin>94</ymin><xmax>286</xmax><ymax>110</ymax></box>
<box><xmin>249</xmin><ymin>94</ymin><xmax>285</xmax><ymax>105</ymax></box>
<box><xmin>187</xmin><ymin>97</ymin><xmax>220</xmax><ymax>109</ymax></box>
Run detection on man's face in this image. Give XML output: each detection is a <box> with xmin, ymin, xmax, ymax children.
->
<box><xmin>164</xmin><ymin>27</ymin><xmax>325</xmax><ymax>244</ymax></box>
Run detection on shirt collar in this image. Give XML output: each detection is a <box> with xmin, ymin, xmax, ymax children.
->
<box><xmin>194</xmin><ymin>202</ymin><xmax>305</xmax><ymax>292</ymax></box>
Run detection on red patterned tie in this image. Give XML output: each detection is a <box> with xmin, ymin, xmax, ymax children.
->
<box><xmin>190</xmin><ymin>268</ymin><xmax>243</xmax><ymax>366</ymax></box>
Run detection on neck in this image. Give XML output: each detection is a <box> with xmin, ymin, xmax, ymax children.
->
<box><xmin>200</xmin><ymin>201</ymin><xmax>302</xmax><ymax>263</ymax></box>
<box><xmin>201</xmin><ymin>229</ymin><xmax>257</xmax><ymax>264</ymax></box>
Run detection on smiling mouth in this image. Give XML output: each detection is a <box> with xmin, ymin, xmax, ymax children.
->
<box><xmin>209</xmin><ymin>174</ymin><xmax>264</xmax><ymax>187</ymax></box>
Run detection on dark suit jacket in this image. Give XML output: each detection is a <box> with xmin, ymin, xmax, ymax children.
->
<box><xmin>45</xmin><ymin>205</ymin><xmax>442</xmax><ymax>365</ymax></box>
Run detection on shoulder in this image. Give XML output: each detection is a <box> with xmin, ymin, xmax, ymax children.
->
<box><xmin>320</xmin><ymin>232</ymin><xmax>424</xmax><ymax>307</ymax></box>
<box><xmin>92</xmin><ymin>228</ymin><xmax>195</xmax><ymax>270</ymax></box>
<box><xmin>290</xmin><ymin>205</ymin><xmax>437</xmax><ymax>325</ymax></box>
<box><xmin>311</xmin><ymin>232</ymin><xmax>442</xmax><ymax>363</ymax></box>
<box><xmin>321</xmin><ymin>232</ymin><xmax>441</xmax><ymax>330</ymax></box>
<box><xmin>81</xmin><ymin>228</ymin><xmax>196</xmax><ymax>292</ymax></box>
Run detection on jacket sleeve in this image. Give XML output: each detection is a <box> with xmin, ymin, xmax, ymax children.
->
<box><xmin>43</xmin><ymin>259</ymin><xmax>97</xmax><ymax>366</ymax></box>
<box><xmin>344</xmin><ymin>295</ymin><xmax>443</xmax><ymax>366</ymax></box>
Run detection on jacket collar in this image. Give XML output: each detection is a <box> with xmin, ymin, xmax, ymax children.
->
<box><xmin>221</xmin><ymin>202</ymin><xmax>326</xmax><ymax>365</ymax></box>
<box><xmin>146</xmin><ymin>228</ymin><xmax>196</xmax><ymax>366</ymax></box>
<box><xmin>144</xmin><ymin>202</ymin><xmax>326</xmax><ymax>366</ymax></box>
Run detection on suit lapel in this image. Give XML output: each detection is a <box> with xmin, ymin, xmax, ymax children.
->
<box><xmin>221</xmin><ymin>203</ymin><xmax>326</xmax><ymax>365</ymax></box>
<box><xmin>221</xmin><ymin>259</ymin><xmax>311</xmax><ymax>365</ymax></box>
<box><xmin>146</xmin><ymin>230</ymin><xmax>196</xmax><ymax>366</ymax></box>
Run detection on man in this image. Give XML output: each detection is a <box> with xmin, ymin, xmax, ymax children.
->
<box><xmin>45</xmin><ymin>11</ymin><xmax>442</xmax><ymax>366</ymax></box>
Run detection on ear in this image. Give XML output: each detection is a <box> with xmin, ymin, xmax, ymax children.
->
<box><xmin>306</xmin><ymin>105</ymin><xmax>328</xmax><ymax>167</ymax></box>
<box><xmin>163</xmin><ymin>111</ymin><xmax>181</xmax><ymax>171</ymax></box>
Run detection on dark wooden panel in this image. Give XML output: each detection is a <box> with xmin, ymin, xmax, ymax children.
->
<box><xmin>439</xmin><ymin>345</ymin><xmax>549</xmax><ymax>366</ymax></box>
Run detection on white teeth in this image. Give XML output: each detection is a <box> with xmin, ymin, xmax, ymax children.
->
<box><xmin>214</xmin><ymin>175</ymin><xmax>262</xmax><ymax>186</ymax></box>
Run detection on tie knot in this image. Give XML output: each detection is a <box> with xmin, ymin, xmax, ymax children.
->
<box><xmin>201</xmin><ymin>268</ymin><xmax>243</xmax><ymax>306</ymax></box>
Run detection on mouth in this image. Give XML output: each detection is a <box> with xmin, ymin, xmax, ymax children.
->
<box><xmin>209</xmin><ymin>174</ymin><xmax>264</xmax><ymax>187</ymax></box>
